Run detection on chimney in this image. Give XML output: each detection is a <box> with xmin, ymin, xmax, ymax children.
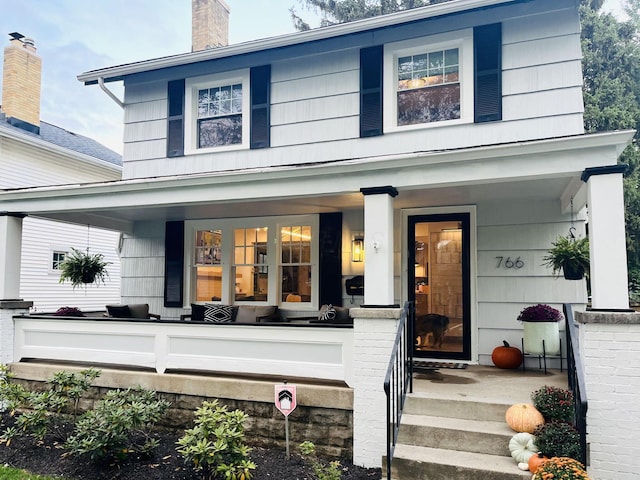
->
<box><xmin>1</xmin><ymin>32</ymin><xmax>42</xmax><ymax>133</ymax></box>
<box><xmin>192</xmin><ymin>0</ymin><xmax>230</xmax><ymax>51</ymax></box>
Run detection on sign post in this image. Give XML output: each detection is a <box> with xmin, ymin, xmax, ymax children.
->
<box><xmin>275</xmin><ymin>382</ymin><xmax>297</xmax><ymax>459</ymax></box>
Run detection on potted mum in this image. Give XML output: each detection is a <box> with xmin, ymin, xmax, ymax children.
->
<box><xmin>58</xmin><ymin>247</ymin><xmax>110</xmax><ymax>289</ymax></box>
<box><xmin>532</xmin><ymin>457</ymin><xmax>590</xmax><ymax>480</ymax></box>
<box><xmin>518</xmin><ymin>304</ymin><xmax>563</xmax><ymax>355</ymax></box>
<box><xmin>542</xmin><ymin>235</ymin><xmax>589</xmax><ymax>280</ymax></box>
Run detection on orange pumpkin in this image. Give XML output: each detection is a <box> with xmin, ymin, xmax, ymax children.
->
<box><xmin>528</xmin><ymin>453</ymin><xmax>549</xmax><ymax>473</ymax></box>
<box><xmin>505</xmin><ymin>403</ymin><xmax>544</xmax><ymax>433</ymax></box>
<box><xmin>491</xmin><ymin>341</ymin><xmax>523</xmax><ymax>369</ymax></box>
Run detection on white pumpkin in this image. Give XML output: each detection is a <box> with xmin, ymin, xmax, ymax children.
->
<box><xmin>508</xmin><ymin>432</ymin><xmax>539</xmax><ymax>463</ymax></box>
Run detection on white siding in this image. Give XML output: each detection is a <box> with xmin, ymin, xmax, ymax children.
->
<box><xmin>19</xmin><ymin>218</ymin><xmax>121</xmax><ymax>312</ymax></box>
<box><xmin>475</xmin><ymin>199</ymin><xmax>587</xmax><ymax>365</ymax></box>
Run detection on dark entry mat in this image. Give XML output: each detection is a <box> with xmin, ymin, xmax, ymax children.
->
<box><xmin>413</xmin><ymin>361</ymin><xmax>468</xmax><ymax>370</ymax></box>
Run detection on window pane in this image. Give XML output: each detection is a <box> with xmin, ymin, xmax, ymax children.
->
<box><xmin>195</xmin><ymin>266</ymin><xmax>223</xmax><ymax>302</ymax></box>
<box><xmin>282</xmin><ymin>265</ymin><xmax>311</xmax><ymax>302</ymax></box>
<box><xmin>198</xmin><ymin>115</ymin><xmax>242</xmax><ymax>147</ymax></box>
<box><xmin>195</xmin><ymin>229</ymin><xmax>222</xmax><ymax>265</ymax></box>
<box><xmin>445</xmin><ymin>48</ymin><xmax>458</xmax><ymax>66</ymax></box>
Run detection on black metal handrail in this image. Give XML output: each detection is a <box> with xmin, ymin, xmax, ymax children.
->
<box><xmin>383</xmin><ymin>301</ymin><xmax>414</xmax><ymax>480</ymax></box>
<box><xmin>563</xmin><ymin>303</ymin><xmax>589</xmax><ymax>465</ymax></box>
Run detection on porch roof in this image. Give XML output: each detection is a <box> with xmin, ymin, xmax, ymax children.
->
<box><xmin>0</xmin><ymin>131</ymin><xmax>634</xmax><ymax>234</ymax></box>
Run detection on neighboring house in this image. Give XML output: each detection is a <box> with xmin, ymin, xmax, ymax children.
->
<box><xmin>0</xmin><ymin>0</ymin><xmax>637</xmax><ymax>475</ymax></box>
<box><xmin>0</xmin><ymin>34</ymin><xmax>122</xmax><ymax>311</ymax></box>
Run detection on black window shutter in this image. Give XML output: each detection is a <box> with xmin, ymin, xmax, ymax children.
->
<box><xmin>360</xmin><ymin>45</ymin><xmax>383</xmax><ymax>137</ymax></box>
<box><xmin>319</xmin><ymin>212</ymin><xmax>343</xmax><ymax>307</ymax></box>
<box><xmin>164</xmin><ymin>221</ymin><xmax>184</xmax><ymax>307</ymax></box>
<box><xmin>250</xmin><ymin>65</ymin><xmax>271</xmax><ymax>149</ymax></box>
<box><xmin>167</xmin><ymin>79</ymin><xmax>185</xmax><ymax>157</ymax></box>
<box><xmin>474</xmin><ymin>23</ymin><xmax>502</xmax><ymax>123</ymax></box>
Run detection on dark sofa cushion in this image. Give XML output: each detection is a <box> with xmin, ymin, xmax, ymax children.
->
<box><xmin>106</xmin><ymin>305</ymin><xmax>132</xmax><ymax>318</ymax></box>
<box><xmin>190</xmin><ymin>303</ymin><xmax>207</xmax><ymax>322</ymax></box>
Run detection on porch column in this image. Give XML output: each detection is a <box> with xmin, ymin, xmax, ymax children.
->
<box><xmin>581</xmin><ymin>166</ymin><xmax>629</xmax><ymax>310</ymax></box>
<box><xmin>360</xmin><ymin>186</ymin><xmax>398</xmax><ymax>306</ymax></box>
<box><xmin>0</xmin><ymin>213</ymin><xmax>32</xmax><ymax>364</ymax></box>
<box><xmin>0</xmin><ymin>213</ymin><xmax>24</xmax><ymax>300</ymax></box>
<box><xmin>350</xmin><ymin>306</ymin><xmax>402</xmax><ymax>467</ymax></box>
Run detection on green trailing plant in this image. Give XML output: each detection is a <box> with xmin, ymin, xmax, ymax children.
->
<box><xmin>65</xmin><ymin>386</ymin><xmax>170</xmax><ymax>460</ymax></box>
<box><xmin>177</xmin><ymin>399</ymin><xmax>255</xmax><ymax>480</ymax></box>
<box><xmin>58</xmin><ymin>247</ymin><xmax>110</xmax><ymax>288</ymax></box>
<box><xmin>299</xmin><ymin>441</ymin><xmax>343</xmax><ymax>480</ymax></box>
<box><xmin>531</xmin><ymin>385</ymin><xmax>574</xmax><ymax>423</ymax></box>
<box><xmin>533</xmin><ymin>421</ymin><xmax>582</xmax><ymax>461</ymax></box>
<box><xmin>542</xmin><ymin>236</ymin><xmax>590</xmax><ymax>279</ymax></box>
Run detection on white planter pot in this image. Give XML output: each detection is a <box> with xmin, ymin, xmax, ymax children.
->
<box><xmin>523</xmin><ymin>322</ymin><xmax>560</xmax><ymax>355</ymax></box>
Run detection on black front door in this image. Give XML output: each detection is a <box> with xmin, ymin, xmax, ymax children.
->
<box><xmin>408</xmin><ymin>213</ymin><xmax>471</xmax><ymax>360</ymax></box>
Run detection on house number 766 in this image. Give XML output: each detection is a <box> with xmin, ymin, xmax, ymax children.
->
<box><xmin>495</xmin><ymin>256</ymin><xmax>524</xmax><ymax>269</ymax></box>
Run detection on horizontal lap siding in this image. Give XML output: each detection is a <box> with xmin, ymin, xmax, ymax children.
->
<box><xmin>501</xmin><ymin>8</ymin><xmax>583</xmax><ymax>128</ymax></box>
<box><xmin>270</xmin><ymin>51</ymin><xmax>360</xmax><ymax>147</ymax></box>
<box><xmin>475</xmin><ymin>199</ymin><xmax>586</xmax><ymax>364</ymax></box>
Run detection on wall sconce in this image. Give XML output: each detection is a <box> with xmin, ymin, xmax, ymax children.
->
<box><xmin>352</xmin><ymin>236</ymin><xmax>364</xmax><ymax>262</ymax></box>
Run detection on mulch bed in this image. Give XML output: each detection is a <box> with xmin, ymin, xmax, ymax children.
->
<box><xmin>0</xmin><ymin>412</ymin><xmax>381</xmax><ymax>480</ymax></box>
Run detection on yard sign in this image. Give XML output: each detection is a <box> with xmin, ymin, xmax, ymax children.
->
<box><xmin>275</xmin><ymin>384</ymin><xmax>297</xmax><ymax>416</ymax></box>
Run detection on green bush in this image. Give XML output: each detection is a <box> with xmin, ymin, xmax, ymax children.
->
<box><xmin>177</xmin><ymin>399</ymin><xmax>256</xmax><ymax>480</ymax></box>
<box><xmin>531</xmin><ymin>385</ymin><xmax>574</xmax><ymax>423</ymax></box>
<box><xmin>299</xmin><ymin>441</ymin><xmax>343</xmax><ymax>480</ymax></box>
<box><xmin>0</xmin><ymin>367</ymin><xmax>100</xmax><ymax>443</ymax></box>
<box><xmin>533</xmin><ymin>421</ymin><xmax>582</xmax><ymax>460</ymax></box>
<box><xmin>65</xmin><ymin>386</ymin><xmax>170</xmax><ymax>460</ymax></box>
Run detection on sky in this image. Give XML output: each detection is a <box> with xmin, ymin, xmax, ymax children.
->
<box><xmin>0</xmin><ymin>0</ymin><xmax>629</xmax><ymax>156</ymax></box>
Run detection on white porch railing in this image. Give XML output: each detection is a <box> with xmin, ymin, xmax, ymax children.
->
<box><xmin>13</xmin><ymin>316</ymin><xmax>355</xmax><ymax>386</ymax></box>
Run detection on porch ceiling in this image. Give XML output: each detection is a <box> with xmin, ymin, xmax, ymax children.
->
<box><xmin>0</xmin><ymin>131</ymin><xmax>633</xmax><ymax>233</ymax></box>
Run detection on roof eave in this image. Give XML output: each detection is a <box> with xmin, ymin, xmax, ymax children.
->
<box><xmin>78</xmin><ymin>0</ymin><xmax>518</xmax><ymax>84</ymax></box>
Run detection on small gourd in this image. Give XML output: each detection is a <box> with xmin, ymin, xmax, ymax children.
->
<box><xmin>508</xmin><ymin>432</ymin><xmax>539</xmax><ymax>463</ymax></box>
<box><xmin>505</xmin><ymin>403</ymin><xmax>544</xmax><ymax>433</ymax></box>
<box><xmin>491</xmin><ymin>340</ymin><xmax>523</xmax><ymax>369</ymax></box>
<box><xmin>528</xmin><ymin>453</ymin><xmax>549</xmax><ymax>474</ymax></box>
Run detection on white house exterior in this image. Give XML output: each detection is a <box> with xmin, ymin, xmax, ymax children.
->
<box><xmin>0</xmin><ymin>0</ymin><xmax>637</xmax><ymax>474</ymax></box>
<box><xmin>0</xmin><ymin>34</ymin><xmax>122</xmax><ymax>312</ymax></box>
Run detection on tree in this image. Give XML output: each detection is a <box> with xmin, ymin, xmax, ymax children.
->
<box><xmin>580</xmin><ymin>0</ymin><xmax>640</xmax><ymax>294</ymax></box>
<box><xmin>290</xmin><ymin>0</ymin><xmax>435</xmax><ymax>31</ymax></box>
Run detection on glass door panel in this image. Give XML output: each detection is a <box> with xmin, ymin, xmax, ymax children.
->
<box><xmin>409</xmin><ymin>213</ymin><xmax>470</xmax><ymax>360</ymax></box>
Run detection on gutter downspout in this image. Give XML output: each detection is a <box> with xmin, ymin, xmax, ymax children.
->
<box><xmin>98</xmin><ymin>77</ymin><xmax>124</xmax><ymax>108</ymax></box>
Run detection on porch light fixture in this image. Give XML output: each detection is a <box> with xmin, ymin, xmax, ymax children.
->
<box><xmin>352</xmin><ymin>236</ymin><xmax>364</xmax><ymax>262</ymax></box>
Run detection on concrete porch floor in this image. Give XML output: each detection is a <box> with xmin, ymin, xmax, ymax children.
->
<box><xmin>410</xmin><ymin>364</ymin><xmax>569</xmax><ymax>405</ymax></box>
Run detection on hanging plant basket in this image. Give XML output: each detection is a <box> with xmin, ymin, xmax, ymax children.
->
<box><xmin>59</xmin><ymin>247</ymin><xmax>111</xmax><ymax>289</ymax></box>
<box><xmin>542</xmin><ymin>236</ymin><xmax>589</xmax><ymax>281</ymax></box>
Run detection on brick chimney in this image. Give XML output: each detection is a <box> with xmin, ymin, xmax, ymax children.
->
<box><xmin>1</xmin><ymin>33</ymin><xmax>42</xmax><ymax>133</ymax></box>
<box><xmin>192</xmin><ymin>0</ymin><xmax>230</xmax><ymax>51</ymax></box>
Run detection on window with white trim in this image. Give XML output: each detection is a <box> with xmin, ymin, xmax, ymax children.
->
<box><xmin>185</xmin><ymin>70</ymin><xmax>250</xmax><ymax>154</ymax></box>
<box><xmin>384</xmin><ymin>30</ymin><xmax>473</xmax><ymax>132</ymax></box>
<box><xmin>52</xmin><ymin>250</ymin><xmax>67</xmax><ymax>271</ymax></box>
<box><xmin>186</xmin><ymin>216</ymin><xmax>318</xmax><ymax>308</ymax></box>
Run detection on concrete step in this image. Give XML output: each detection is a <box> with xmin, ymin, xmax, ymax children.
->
<box><xmin>385</xmin><ymin>444</ymin><xmax>530</xmax><ymax>480</ymax></box>
<box><xmin>403</xmin><ymin>394</ymin><xmax>511</xmax><ymax>423</ymax></box>
<box><xmin>398</xmin><ymin>414</ymin><xmax>514</xmax><ymax>456</ymax></box>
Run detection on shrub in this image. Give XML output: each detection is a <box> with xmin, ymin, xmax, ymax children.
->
<box><xmin>299</xmin><ymin>441</ymin><xmax>343</xmax><ymax>480</ymax></box>
<box><xmin>1</xmin><ymin>367</ymin><xmax>100</xmax><ymax>443</ymax></box>
<box><xmin>177</xmin><ymin>399</ymin><xmax>255</xmax><ymax>480</ymax></box>
<box><xmin>531</xmin><ymin>385</ymin><xmax>574</xmax><ymax>423</ymax></box>
<box><xmin>533</xmin><ymin>456</ymin><xmax>590</xmax><ymax>479</ymax></box>
<box><xmin>53</xmin><ymin>306</ymin><xmax>85</xmax><ymax>317</ymax></box>
<box><xmin>65</xmin><ymin>386</ymin><xmax>170</xmax><ymax>460</ymax></box>
<box><xmin>533</xmin><ymin>421</ymin><xmax>582</xmax><ymax>461</ymax></box>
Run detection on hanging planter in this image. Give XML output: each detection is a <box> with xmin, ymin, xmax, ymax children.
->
<box><xmin>59</xmin><ymin>247</ymin><xmax>111</xmax><ymax>289</ymax></box>
<box><xmin>542</xmin><ymin>235</ymin><xmax>589</xmax><ymax>280</ymax></box>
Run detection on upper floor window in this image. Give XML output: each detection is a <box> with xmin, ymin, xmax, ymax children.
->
<box><xmin>384</xmin><ymin>30</ymin><xmax>473</xmax><ymax>133</ymax></box>
<box><xmin>185</xmin><ymin>70</ymin><xmax>250</xmax><ymax>154</ymax></box>
<box><xmin>397</xmin><ymin>48</ymin><xmax>460</xmax><ymax>125</ymax></box>
<box><xmin>197</xmin><ymin>83</ymin><xmax>243</xmax><ymax>148</ymax></box>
